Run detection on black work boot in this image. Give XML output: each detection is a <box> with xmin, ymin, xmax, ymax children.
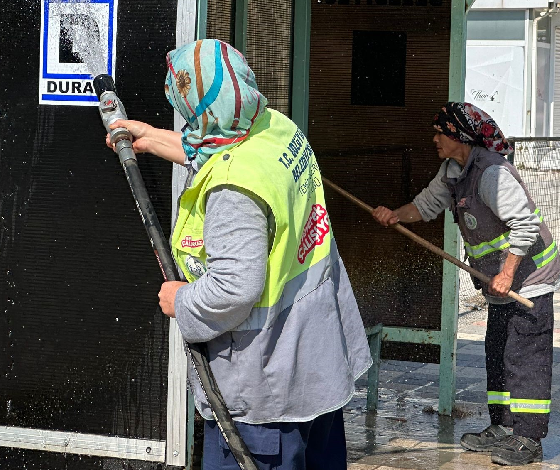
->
<box><xmin>491</xmin><ymin>435</ymin><xmax>543</xmax><ymax>466</ymax></box>
<box><xmin>460</xmin><ymin>424</ymin><xmax>511</xmax><ymax>452</ymax></box>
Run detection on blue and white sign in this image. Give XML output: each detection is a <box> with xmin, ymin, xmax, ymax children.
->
<box><xmin>39</xmin><ymin>0</ymin><xmax>118</xmax><ymax>106</ymax></box>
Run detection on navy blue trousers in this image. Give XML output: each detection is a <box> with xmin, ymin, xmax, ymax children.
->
<box><xmin>202</xmin><ymin>408</ymin><xmax>347</xmax><ymax>469</ymax></box>
<box><xmin>486</xmin><ymin>293</ymin><xmax>553</xmax><ymax>439</ymax></box>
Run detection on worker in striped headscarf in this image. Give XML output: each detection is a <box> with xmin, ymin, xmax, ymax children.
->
<box><xmin>105</xmin><ymin>39</ymin><xmax>372</xmax><ymax>469</ymax></box>
<box><xmin>164</xmin><ymin>39</ymin><xmax>267</xmax><ymax>169</ymax></box>
<box><xmin>372</xmin><ymin>102</ymin><xmax>559</xmax><ymax>466</ymax></box>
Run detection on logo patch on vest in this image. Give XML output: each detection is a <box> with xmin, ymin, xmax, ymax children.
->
<box><xmin>298</xmin><ymin>204</ymin><xmax>330</xmax><ymax>264</ymax></box>
<box><xmin>464</xmin><ymin>212</ymin><xmax>477</xmax><ymax>230</ymax></box>
<box><xmin>181</xmin><ymin>236</ymin><xmax>204</xmax><ymax>248</ymax></box>
<box><xmin>186</xmin><ymin>255</ymin><xmax>206</xmax><ymax>279</ymax></box>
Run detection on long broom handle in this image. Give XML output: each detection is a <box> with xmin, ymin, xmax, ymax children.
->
<box><xmin>322</xmin><ymin>177</ymin><xmax>534</xmax><ymax>309</ymax></box>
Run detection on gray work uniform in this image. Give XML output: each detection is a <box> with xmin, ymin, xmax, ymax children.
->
<box><xmin>413</xmin><ymin>147</ymin><xmax>559</xmax><ymax>303</ymax></box>
<box><xmin>174</xmin><ymin>168</ymin><xmax>373</xmax><ymax>425</ymax></box>
<box><xmin>414</xmin><ymin>146</ymin><xmax>558</xmax><ymax>439</ymax></box>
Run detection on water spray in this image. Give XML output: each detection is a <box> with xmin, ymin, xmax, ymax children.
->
<box><xmin>322</xmin><ymin>177</ymin><xmax>534</xmax><ymax>309</ymax></box>
<box><xmin>94</xmin><ymin>74</ymin><xmax>258</xmax><ymax>470</ymax></box>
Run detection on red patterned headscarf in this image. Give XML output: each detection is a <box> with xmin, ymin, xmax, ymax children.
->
<box><xmin>433</xmin><ymin>102</ymin><xmax>512</xmax><ymax>156</ymax></box>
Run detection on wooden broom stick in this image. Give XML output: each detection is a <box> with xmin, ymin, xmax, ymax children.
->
<box><xmin>322</xmin><ymin>177</ymin><xmax>534</xmax><ymax>309</ymax></box>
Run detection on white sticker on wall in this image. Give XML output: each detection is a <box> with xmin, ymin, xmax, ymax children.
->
<box><xmin>39</xmin><ymin>0</ymin><xmax>118</xmax><ymax>106</ymax></box>
<box><xmin>465</xmin><ymin>45</ymin><xmax>525</xmax><ymax>138</ymax></box>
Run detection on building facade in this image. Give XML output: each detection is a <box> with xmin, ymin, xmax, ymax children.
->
<box><xmin>466</xmin><ymin>0</ymin><xmax>559</xmax><ymax>137</ymax></box>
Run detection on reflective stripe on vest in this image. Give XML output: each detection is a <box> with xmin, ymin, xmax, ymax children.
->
<box><xmin>488</xmin><ymin>391</ymin><xmax>510</xmax><ymax>405</ymax></box>
<box><xmin>464</xmin><ymin>232</ymin><xmax>511</xmax><ymax>259</ymax></box>
<box><xmin>532</xmin><ymin>241</ymin><xmax>558</xmax><ymax>269</ymax></box>
<box><xmin>231</xmin><ymin>240</ymin><xmax>335</xmax><ymax>331</ymax></box>
<box><xmin>535</xmin><ymin>208</ymin><xmax>543</xmax><ymax>223</ymax></box>
<box><xmin>510</xmin><ymin>398</ymin><xmax>551</xmax><ymax>414</ymax></box>
<box><xmin>464</xmin><ymin>208</ymin><xmax>556</xmax><ymax>268</ymax></box>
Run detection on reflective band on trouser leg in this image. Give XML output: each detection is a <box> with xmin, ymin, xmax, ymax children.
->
<box><xmin>510</xmin><ymin>399</ymin><xmax>551</xmax><ymax>414</ymax></box>
<box><xmin>532</xmin><ymin>241</ymin><xmax>558</xmax><ymax>269</ymax></box>
<box><xmin>464</xmin><ymin>232</ymin><xmax>510</xmax><ymax>259</ymax></box>
<box><xmin>488</xmin><ymin>391</ymin><xmax>510</xmax><ymax>405</ymax></box>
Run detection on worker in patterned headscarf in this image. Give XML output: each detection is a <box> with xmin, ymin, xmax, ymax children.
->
<box><xmin>105</xmin><ymin>39</ymin><xmax>372</xmax><ymax>469</ymax></box>
<box><xmin>372</xmin><ymin>102</ymin><xmax>560</xmax><ymax>466</ymax></box>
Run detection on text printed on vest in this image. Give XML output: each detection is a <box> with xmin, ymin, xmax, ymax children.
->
<box><xmin>298</xmin><ymin>204</ymin><xmax>330</xmax><ymax>264</ymax></box>
<box><xmin>181</xmin><ymin>236</ymin><xmax>204</xmax><ymax>248</ymax></box>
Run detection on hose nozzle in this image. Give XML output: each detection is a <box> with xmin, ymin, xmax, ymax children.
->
<box><xmin>94</xmin><ymin>74</ymin><xmax>135</xmax><ymax>163</ymax></box>
<box><xmin>93</xmin><ymin>74</ymin><xmax>117</xmax><ymax>99</ymax></box>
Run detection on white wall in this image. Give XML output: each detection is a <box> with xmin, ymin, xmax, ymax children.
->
<box><xmin>472</xmin><ymin>0</ymin><xmax>550</xmax><ymax>9</ymax></box>
<box><xmin>465</xmin><ymin>43</ymin><xmax>526</xmax><ymax>137</ymax></box>
<box><xmin>466</xmin><ymin>6</ymin><xmax>559</xmax><ymax>137</ymax></box>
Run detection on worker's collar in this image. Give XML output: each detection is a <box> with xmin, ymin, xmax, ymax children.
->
<box><xmin>445</xmin><ymin>147</ymin><xmax>481</xmax><ymax>184</ymax></box>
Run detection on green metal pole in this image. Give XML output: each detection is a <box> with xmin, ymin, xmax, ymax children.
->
<box><xmin>234</xmin><ymin>0</ymin><xmax>248</xmax><ymax>56</ymax></box>
<box><xmin>186</xmin><ymin>2</ymin><xmax>207</xmax><ymax>467</ymax></box>
<box><xmin>438</xmin><ymin>0</ymin><xmax>468</xmax><ymax>416</ymax></box>
<box><xmin>365</xmin><ymin>324</ymin><xmax>383</xmax><ymax>412</ymax></box>
<box><xmin>196</xmin><ymin>0</ymin><xmax>207</xmax><ymax>39</ymax></box>
<box><xmin>291</xmin><ymin>0</ymin><xmax>311</xmax><ymax>135</ymax></box>
<box><xmin>439</xmin><ymin>211</ymin><xmax>460</xmax><ymax>416</ymax></box>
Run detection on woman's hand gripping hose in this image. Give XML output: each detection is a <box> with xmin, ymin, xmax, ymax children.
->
<box><xmin>93</xmin><ymin>74</ymin><xmax>260</xmax><ymax>470</ymax></box>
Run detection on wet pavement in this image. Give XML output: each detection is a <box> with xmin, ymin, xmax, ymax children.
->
<box><xmin>344</xmin><ymin>293</ymin><xmax>560</xmax><ymax>469</ymax></box>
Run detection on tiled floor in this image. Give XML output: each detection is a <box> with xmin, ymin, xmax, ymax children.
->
<box><xmin>344</xmin><ymin>293</ymin><xmax>560</xmax><ymax>469</ymax></box>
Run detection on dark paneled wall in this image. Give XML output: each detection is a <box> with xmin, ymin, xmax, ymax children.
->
<box><xmin>309</xmin><ymin>2</ymin><xmax>451</xmax><ymax>340</ymax></box>
<box><xmin>207</xmin><ymin>0</ymin><xmax>233</xmax><ymax>44</ymax></box>
<box><xmin>0</xmin><ymin>0</ymin><xmax>176</xmax><ymax>441</ymax></box>
<box><xmin>206</xmin><ymin>0</ymin><xmax>294</xmax><ymax>118</ymax></box>
<box><xmin>246</xmin><ymin>0</ymin><xmax>293</xmax><ymax>117</ymax></box>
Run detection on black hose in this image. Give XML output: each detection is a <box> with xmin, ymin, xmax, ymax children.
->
<box><xmin>122</xmin><ymin>158</ymin><xmax>258</xmax><ymax>470</ymax></box>
<box><xmin>95</xmin><ymin>71</ymin><xmax>258</xmax><ymax>468</ymax></box>
<box><xmin>117</xmin><ymin>142</ymin><xmax>258</xmax><ymax>470</ymax></box>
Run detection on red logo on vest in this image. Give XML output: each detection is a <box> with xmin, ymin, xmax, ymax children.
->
<box><xmin>181</xmin><ymin>236</ymin><xmax>204</xmax><ymax>248</ymax></box>
<box><xmin>298</xmin><ymin>204</ymin><xmax>330</xmax><ymax>264</ymax></box>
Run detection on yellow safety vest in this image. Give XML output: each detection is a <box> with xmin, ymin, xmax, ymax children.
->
<box><xmin>171</xmin><ymin>108</ymin><xmax>332</xmax><ymax>320</ymax></box>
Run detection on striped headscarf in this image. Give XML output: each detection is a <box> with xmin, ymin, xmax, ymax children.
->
<box><xmin>433</xmin><ymin>102</ymin><xmax>512</xmax><ymax>156</ymax></box>
<box><xmin>165</xmin><ymin>39</ymin><xmax>268</xmax><ymax>169</ymax></box>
